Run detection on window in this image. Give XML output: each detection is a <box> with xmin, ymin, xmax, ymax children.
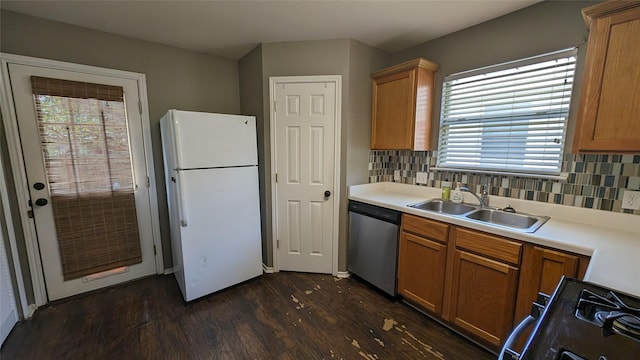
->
<box><xmin>31</xmin><ymin>76</ymin><xmax>142</xmax><ymax>280</ymax></box>
<box><xmin>436</xmin><ymin>48</ymin><xmax>577</xmax><ymax>175</ymax></box>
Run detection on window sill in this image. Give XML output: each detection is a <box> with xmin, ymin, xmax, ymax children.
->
<box><xmin>431</xmin><ymin>167</ymin><xmax>568</xmax><ymax>181</ymax></box>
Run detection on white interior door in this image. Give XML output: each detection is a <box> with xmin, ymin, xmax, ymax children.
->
<box><xmin>272</xmin><ymin>77</ymin><xmax>340</xmax><ymax>274</ymax></box>
<box><xmin>7</xmin><ymin>63</ymin><xmax>158</xmax><ymax>301</ymax></box>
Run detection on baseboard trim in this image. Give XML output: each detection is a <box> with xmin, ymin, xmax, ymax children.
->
<box><xmin>26</xmin><ymin>304</ymin><xmax>37</xmax><ymax>318</ymax></box>
<box><xmin>335</xmin><ymin>271</ymin><xmax>350</xmax><ymax>279</ymax></box>
<box><xmin>262</xmin><ymin>264</ymin><xmax>275</xmax><ymax>274</ymax></box>
<box><xmin>163</xmin><ymin>267</ymin><xmax>176</xmax><ymax>275</ymax></box>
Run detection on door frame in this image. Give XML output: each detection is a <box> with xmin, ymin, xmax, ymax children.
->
<box><xmin>0</xmin><ymin>142</ymin><xmax>30</xmax><ymax>319</ymax></box>
<box><xmin>0</xmin><ymin>53</ymin><xmax>164</xmax><ymax>309</ymax></box>
<box><xmin>269</xmin><ymin>75</ymin><xmax>342</xmax><ymax>276</ymax></box>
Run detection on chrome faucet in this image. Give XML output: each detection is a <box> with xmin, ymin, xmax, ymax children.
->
<box><xmin>459</xmin><ymin>184</ymin><xmax>490</xmax><ymax>207</ymax></box>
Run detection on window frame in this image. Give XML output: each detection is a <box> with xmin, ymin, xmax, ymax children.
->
<box><xmin>435</xmin><ymin>48</ymin><xmax>578</xmax><ymax>177</ymax></box>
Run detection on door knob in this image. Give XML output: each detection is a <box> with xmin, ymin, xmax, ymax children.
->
<box><xmin>33</xmin><ymin>182</ymin><xmax>45</xmax><ymax>190</ymax></box>
<box><xmin>35</xmin><ymin>198</ymin><xmax>48</xmax><ymax>206</ymax></box>
<box><xmin>324</xmin><ymin>190</ymin><xmax>331</xmax><ymax>198</ymax></box>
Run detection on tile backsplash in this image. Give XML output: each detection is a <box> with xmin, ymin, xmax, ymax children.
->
<box><xmin>369</xmin><ymin>150</ymin><xmax>640</xmax><ymax>215</ymax></box>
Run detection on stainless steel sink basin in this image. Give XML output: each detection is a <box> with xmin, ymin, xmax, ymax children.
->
<box><xmin>408</xmin><ymin>199</ymin><xmax>476</xmax><ymax>215</ymax></box>
<box><xmin>407</xmin><ymin>198</ymin><xmax>549</xmax><ymax>233</ymax></box>
<box><xmin>465</xmin><ymin>208</ymin><xmax>549</xmax><ymax>233</ymax></box>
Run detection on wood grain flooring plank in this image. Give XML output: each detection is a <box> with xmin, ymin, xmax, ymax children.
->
<box><xmin>1</xmin><ymin>273</ymin><xmax>493</xmax><ymax>360</ymax></box>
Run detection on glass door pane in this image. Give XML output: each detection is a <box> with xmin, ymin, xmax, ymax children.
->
<box><xmin>32</xmin><ymin>77</ymin><xmax>142</xmax><ymax>281</ymax></box>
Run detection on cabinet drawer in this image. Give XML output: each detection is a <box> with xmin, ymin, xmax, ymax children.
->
<box><xmin>402</xmin><ymin>214</ymin><xmax>449</xmax><ymax>243</ymax></box>
<box><xmin>455</xmin><ymin>228</ymin><xmax>521</xmax><ymax>265</ymax></box>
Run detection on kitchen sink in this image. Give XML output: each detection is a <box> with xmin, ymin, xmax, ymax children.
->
<box><xmin>465</xmin><ymin>208</ymin><xmax>549</xmax><ymax>233</ymax></box>
<box><xmin>407</xmin><ymin>198</ymin><xmax>550</xmax><ymax>233</ymax></box>
<box><xmin>408</xmin><ymin>199</ymin><xmax>476</xmax><ymax>215</ymax></box>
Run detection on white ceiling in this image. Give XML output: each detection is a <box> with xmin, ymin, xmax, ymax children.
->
<box><xmin>1</xmin><ymin>0</ymin><xmax>542</xmax><ymax>60</ymax></box>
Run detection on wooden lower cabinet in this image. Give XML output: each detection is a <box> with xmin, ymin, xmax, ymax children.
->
<box><xmin>398</xmin><ymin>231</ymin><xmax>447</xmax><ymax>314</ymax></box>
<box><xmin>514</xmin><ymin>244</ymin><xmax>590</xmax><ymax>323</ymax></box>
<box><xmin>511</xmin><ymin>244</ymin><xmax>590</xmax><ymax>351</ymax></box>
<box><xmin>397</xmin><ymin>214</ymin><xmax>449</xmax><ymax>315</ymax></box>
<box><xmin>444</xmin><ymin>249</ymin><xmax>520</xmax><ymax>347</ymax></box>
<box><xmin>396</xmin><ymin>214</ymin><xmax>591</xmax><ymax>351</ymax></box>
<box><xmin>515</xmin><ymin>245</ymin><xmax>574</xmax><ymax>321</ymax></box>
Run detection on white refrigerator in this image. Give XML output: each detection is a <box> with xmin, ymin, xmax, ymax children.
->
<box><xmin>160</xmin><ymin>110</ymin><xmax>262</xmax><ymax>301</ymax></box>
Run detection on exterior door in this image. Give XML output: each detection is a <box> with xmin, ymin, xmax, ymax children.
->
<box><xmin>7</xmin><ymin>63</ymin><xmax>158</xmax><ymax>301</ymax></box>
<box><xmin>272</xmin><ymin>77</ymin><xmax>340</xmax><ymax>274</ymax></box>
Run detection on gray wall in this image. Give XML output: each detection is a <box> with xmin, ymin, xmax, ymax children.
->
<box><xmin>347</xmin><ymin>41</ymin><xmax>389</xmax><ymax>186</ymax></box>
<box><xmin>344</xmin><ymin>41</ymin><xmax>389</xmax><ymax>267</ymax></box>
<box><xmin>261</xmin><ymin>39</ymin><xmax>351</xmax><ymax>269</ymax></box>
<box><xmin>373</xmin><ymin>0</ymin><xmax>639</xmax><ymax>216</ymax></box>
<box><xmin>0</xmin><ymin>10</ymin><xmax>242</xmax><ymax>281</ymax></box>
<box><xmin>238</xmin><ymin>45</ymin><xmax>268</xmax><ymax>263</ymax></box>
<box><xmin>391</xmin><ymin>0</ymin><xmax>599</xmax><ymax>149</ymax></box>
<box><xmin>4</xmin><ymin>0</ymin><xmax>601</xmax><ymax>299</ymax></box>
<box><xmin>240</xmin><ymin>39</ymin><xmax>388</xmax><ymax>270</ymax></box>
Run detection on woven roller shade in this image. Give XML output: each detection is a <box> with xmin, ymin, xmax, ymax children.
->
<box><xmin>31</xmin><ymin>76</ymin><xmax>124</xmax><ymax>102</ymax></box>
<box><xmin>51</xmin><ymin>193</ymin><xmax>142</xmax><ymax>280</ymax></box>
<box><xmin>31</xmin><ymin>76</ymin><xmax>142</xmax><ymax>281</ymax></box>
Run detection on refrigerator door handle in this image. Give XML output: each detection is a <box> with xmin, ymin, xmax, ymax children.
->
<box><xmin>175</xmin><ymin>169</ymin><xmax>188</xmax><ymax>227</ymax></box>
<box><xmin>173</xmin><ymin>118</ymin><xmax>185</xmax><ymax>168</ymax></box>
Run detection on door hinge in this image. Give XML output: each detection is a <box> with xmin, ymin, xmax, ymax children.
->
<box><xmin>273</xmin><ymin>100</ymin><xmax>277</xmax><ymax>112</ymax></box>
<box><xmin>153</xmin><ymin>245</ymin><xmax>157</xmax><ymax>255</ymax></box>
<box><xmin>275</xmin><ymin>173</ymin><xmax>278</xmax><ymax>183</ymax></box>
<box><xmin>27</xmin><ymin>210</ymin><xmax>34</xmax><ymax>219</ymax></box>
<box><xmin>138</xmin><ymin>101</ymin><xmax>143</xmax><ymax>114</ymax></box>
<box><xmin>146</xmin><ymin>176</ymin><xmax>150</xmax><ymax>188</ymax></box>
<box><xmin>276</xmin><ymin>240</ymin><xmax>279</xmax><ymax>249</ymax></box>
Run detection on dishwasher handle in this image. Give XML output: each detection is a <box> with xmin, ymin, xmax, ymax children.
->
<box><xmin>348</xmin><ymin>200</ymin><xmax>401</xmax><ymax>224</ymax></box>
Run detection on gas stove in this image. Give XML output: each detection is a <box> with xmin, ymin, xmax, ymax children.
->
<box><xmin>501</xmin><ymin>277</ymin><xmax>640</xmax><ymax>360</ymax></box>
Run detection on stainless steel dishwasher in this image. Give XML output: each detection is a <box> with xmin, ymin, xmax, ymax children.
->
<box><xmin>347</xmin><ymin>200</ymin><xmax>400</xmax><ymax>296</ymax></box>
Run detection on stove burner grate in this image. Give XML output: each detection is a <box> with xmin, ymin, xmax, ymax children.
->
<box><xmin>575</xmin><ymin>288</ymin><xmax>640</xmax><ymax>343</ymax></box>
<box><xmin>614</xmin><ymin>315</ymin><xmax>640</xmax><ymax>337</ymax></box>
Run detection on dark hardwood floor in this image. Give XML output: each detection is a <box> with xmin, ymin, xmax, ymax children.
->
<box><xmin>1</xmin><ymin>272</ymin><xmax>494</xmax><ymax>360</ymax></box>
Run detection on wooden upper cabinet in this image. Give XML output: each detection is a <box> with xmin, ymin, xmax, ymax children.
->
<box><xmin>370</xmin><ymin>58</ymin><xmax>439</xmax><ymax>150</ymax></box>
<box><xmin>573</xmin><ymin>1</ymin><xmax>640</xmax><ymax>152</ymax></box>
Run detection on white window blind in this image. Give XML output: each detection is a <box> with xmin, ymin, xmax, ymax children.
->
<box><xmin>437</xmin><ymin>48</ymin><xmax>577</xmax><ymax>175</ymax></box>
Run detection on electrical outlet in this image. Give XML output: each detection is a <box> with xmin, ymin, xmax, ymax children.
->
<box><xmin>416</xmin><ymin>172</ymin><xmax>428</xmax><ymax>184</ymax></box>
<box><xmin>622</xmin><ymin>190</ymin><xmax>640</xmax><ymax>210</ymax></box>
<box><xmin>394</xmin><ymin>170</ymin><xmax>401</xmax><ymax>181</ymax></box>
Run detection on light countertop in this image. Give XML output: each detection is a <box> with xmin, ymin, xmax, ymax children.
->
<box><xmin>349</xmin><ymin>182</ymin><xmax>640</xmax><ymax>297</ymax></box>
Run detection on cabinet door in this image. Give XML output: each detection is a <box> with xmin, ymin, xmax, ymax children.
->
<box><xmin>574</xmin><ymin>5</ymin><xmax>640</xmax><ymax>152</ymax></box>
<box><xmin>447</xmin><ymin>250</ymin><xmax>519</xmax><ymax>347</ymax></box>
<box><xmin>511</xmin><ymin>245</ymin><xmax>588</xmax><ymax>351</ymax></box>
<box><xmin>371</xmin><ymin>70</ymin><xmax>416</xmax><ymax>149</ymax></box>
<box><xmin>397</xmin><ymin>231</ymin><xmax>447</xmax><ymax>314</ymax></box>
<box><xmin>513</xmin><ymin>245</ymin><xmax>579</xmax><ymax>324</ymax></box>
